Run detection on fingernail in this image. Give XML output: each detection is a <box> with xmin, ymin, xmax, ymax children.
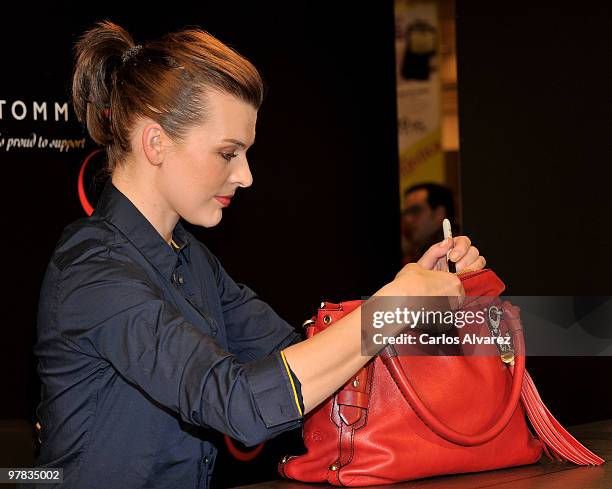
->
<box><xmin>441</xmin><ymin>237</ymin><xmax>451</xmax><ymax>246</ymax></box>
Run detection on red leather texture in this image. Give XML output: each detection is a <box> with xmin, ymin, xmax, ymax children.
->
<box><xmin>279</xmin><ymin>269</ymin><xmax>544</xmax><ymax>486</ymax></box>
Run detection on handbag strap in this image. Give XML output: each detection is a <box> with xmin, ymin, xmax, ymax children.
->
<box><xmin>380</xmin><ymin>301</ymin><xmax>526</xmax><ymax>446</ymax></box>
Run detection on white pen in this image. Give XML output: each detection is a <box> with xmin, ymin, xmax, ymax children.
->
<box><xmin>442</xmin><ymin>218</ymin><xmax>456</xmax><ymax>273</ymax></box>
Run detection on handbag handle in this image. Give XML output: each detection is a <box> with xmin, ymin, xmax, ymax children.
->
<box><xmin>380</xmin><ymin>301</ymin><xmax>526</xmax><ymax>447</ymax></box>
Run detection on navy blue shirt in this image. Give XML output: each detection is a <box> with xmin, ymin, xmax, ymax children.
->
<box><xmin>25</xmin><ymin>179</ymin><xmax>304</xmax><ymax>489</ymax></box>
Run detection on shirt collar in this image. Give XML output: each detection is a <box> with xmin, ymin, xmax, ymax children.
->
<box><xmin>93</xmin><ymin>179</ymin><xmax>192</xmax><ymax>280</ymax></box>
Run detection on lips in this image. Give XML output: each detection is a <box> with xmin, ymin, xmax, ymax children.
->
<box><xmin>214</xmin><ymin>195</ymin><xmax>233</xmax><ymax>207</ymax></box>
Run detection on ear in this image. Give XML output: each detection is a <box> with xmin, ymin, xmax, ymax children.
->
<box><xmin>141</xmin><ymin>123</ymin><xmax>165</xmax><ymax>166</ymax></box>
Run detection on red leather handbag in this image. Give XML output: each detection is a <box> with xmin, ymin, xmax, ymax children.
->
<box><xmin>278</xmin><ymin>269</ymin><xmax>603</xmax><ymax>486</ymax></box>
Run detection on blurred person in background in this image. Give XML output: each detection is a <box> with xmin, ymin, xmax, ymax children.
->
<box><xmin>402</xmin><ymin>182</ymin><xmax>457</xmax><ymax>264</ymax></box>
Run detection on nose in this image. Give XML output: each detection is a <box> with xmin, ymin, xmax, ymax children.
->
<box><xmin>230</xmin><ymin>156</ymin><xmax>253</xmax><ymax>189</ymax></box>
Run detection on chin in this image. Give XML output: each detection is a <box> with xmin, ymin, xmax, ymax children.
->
<box><xmin>183</xmin><ymin>209</ymin><xmax>223</xmax><ymax>228</ymax></box>
<box><xmin>201</xmin><ymin>210</ymin><xmax>223</xmax><ymax>228</ymax></box>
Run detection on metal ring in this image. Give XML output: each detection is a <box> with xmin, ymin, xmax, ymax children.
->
<box><xmin>302</xmin><ymin>318</ymin><xmax>316</xmax><ymax>329</ymax></box>
<box><xmin>323</xmin><ymin>315</ymin><xmax>332</xmax><ymax>325</ymax></box>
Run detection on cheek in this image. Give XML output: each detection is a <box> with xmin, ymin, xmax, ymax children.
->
<box><xmin>207</xmin><ymin>164</ymin><xmax>231</xmax><ymax>188</ymax></box>
<box><xmin>168</xmin><ymin>164</ymin><xmax>199</xmax><ymax>197</ymax></box>
<box><xmin>172</xmin><ymin>154</ymin><xmax>227</xmax><ymax>195</ymax></box>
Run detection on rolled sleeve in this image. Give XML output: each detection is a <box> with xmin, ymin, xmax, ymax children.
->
<box><xmin>57</xmin><ymin>250</ymin><xmax>302</xmax><ymax>447</ymax></box>
<box><xmin>246</xmin><ymin>352</ymin><xmax>303</xmax><ymax>427</ymax></box>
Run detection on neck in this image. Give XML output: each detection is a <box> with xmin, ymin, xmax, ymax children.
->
<box><xmin>111</xmin><ymin>167</ymin><xmax>178</xmax><ymax>245</ymax></box>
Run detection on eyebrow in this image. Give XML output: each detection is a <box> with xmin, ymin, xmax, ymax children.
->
<box><xmin>221</xmin><ymin>138</ymin><xmax>254</xmax><ymax>149</ymax></box>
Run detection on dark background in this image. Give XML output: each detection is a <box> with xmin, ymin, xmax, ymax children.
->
<box><xmin>0</xmin><ymin>1</ymin><xmax>610</xmax><ymax>487</ymax></box>
<box><xmin>456</xmin><ymin>0</ymin><xmax>612</xmax><ymax>427</ymax></box>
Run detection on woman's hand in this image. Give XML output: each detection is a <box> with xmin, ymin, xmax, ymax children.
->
<box><xmin>384</xmin><ymin>234</ymin><xmax>485</xmax><ymax>300</ymax></box>
<box><xmin>418</xmin><ymin>236</ymin><xmax>486</xmax><ymax>272</ymax></box>
<box><xmin>388</xmin><ymin>262</ymin><xmax>464</xmax><ymax>300</ymax></box>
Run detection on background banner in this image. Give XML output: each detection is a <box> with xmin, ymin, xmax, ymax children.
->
<box><xmin>394</xmin><ymin>0</ymin><xmax>444</xmax><ymax>195</ymax></box>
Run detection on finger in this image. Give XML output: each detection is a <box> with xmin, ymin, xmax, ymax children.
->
<box><xmin>457</xmin><ymin>283</ymin><xmax>466</xmax><ymax>307</ymax></box>
<box><xmin>435</xmin><ymin>256</ymin><xmax>448</xmax><ymax>272</ymax></box>
<box><xmin>453</xmin><ymin>245</ymin><xmax>478</xmax><ymax>269</ymax></box>
<box><xmin>453</xmin><ymin>246</ymin><xmax>480</xmax><ymax>272</ymax></box>
<box><xmin>417</xmin><ymin>238</ymin><xmax>453</xmax><ymax>270</ymax></box>
<box><xmin>447</xmin><ymin>235</ymin><xmax>472</xmax><ymax>263</ymax></box>
<box><xmin>456</xmin><ymin>249</ymin><xmax>486</xmax><ymax>272</ymax></box>
<box><xmin>457</xmin><ymin>254</ymin><xmax>487</xmax><ymax>273</ymax></box>
<box><xmin>447</xmin><ymin>276</ymin><xmax>465</xmax><ymax>310</ymax></box>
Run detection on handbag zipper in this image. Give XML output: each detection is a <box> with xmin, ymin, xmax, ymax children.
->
<box><xmin>456</xmin><ymin>268</ymin><xmax>489</xmax><ymax>280</ymax></box>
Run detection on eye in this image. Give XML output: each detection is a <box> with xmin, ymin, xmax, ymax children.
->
<box><xmin>220</xmin><ymin>152</ymin><xmax>238</xmax><ymax>162</ymax></box>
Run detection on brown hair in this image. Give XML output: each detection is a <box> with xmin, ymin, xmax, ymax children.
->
<box><xmin>72</xmin><ymin>20</ymin><xmax>263</xmax><ymax>171</ymax></box>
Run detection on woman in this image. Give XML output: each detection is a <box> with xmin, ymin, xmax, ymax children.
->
<box><xmin>28</xmin><ymin>21</ymin><xmax>485</xmax><ymax>489</ymax></box>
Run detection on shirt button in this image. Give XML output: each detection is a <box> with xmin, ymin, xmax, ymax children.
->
<box><xmin>203</xmin><ymin>457</ymin><xmax>209</xmax><ymax>464</ymax></box>
<box><xmin>178</xmin><ymin>275</ymin><xmax>185</xmax><ymax>285</ymax></box>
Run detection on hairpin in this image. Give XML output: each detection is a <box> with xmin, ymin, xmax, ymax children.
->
<box><xmin>121</xmin><ymin>44</ymin><xmax>143</xmax><ymax>63</ymax></box>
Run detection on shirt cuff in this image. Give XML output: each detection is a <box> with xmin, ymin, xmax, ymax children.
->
<box><xmin>245</xmin><ymin>352</ymin><xmax>304</xmax><ymax>428</ymax></box>
<box><xmin>280</xmin><ymin>349</ymin><xmax>304</xmax><ymax>416</ymax></box>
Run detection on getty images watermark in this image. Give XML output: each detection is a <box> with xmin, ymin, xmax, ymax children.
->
<box><xmin>359</xmin><ymin>295</ymin><xmax>612</xmax><ymax>357</ymax></box>
<box><xmin>370</xmin><ymin>306</ymin><xmax>510</xmax><ymax>346</ymax></box>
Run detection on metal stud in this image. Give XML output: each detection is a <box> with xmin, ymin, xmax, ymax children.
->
<box><xmin>323</xmin><ymin>315</ymin><xmax>332</xmax><ymax>325</ymax></box>
<box><xmin>329</xmin><ymin>463</ymin><xmax>340</xmax><ymax>471</ymax></box>
<box><xmin>353</xmin><ymin>378</ymin><xmax>360</xmax><ymax>388</ymax></box>
<box><xmin>320</xmin><ymin>302</ymin><xmax>326</xmax><ymax>309</ymax></box>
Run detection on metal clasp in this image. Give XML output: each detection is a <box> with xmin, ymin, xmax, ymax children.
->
<box><xmin>486</xmin><ymin>305</ymin><xmax>515</xmax><ymax>363</ymax></box>
<box><xmin>487</xmin><ymin>305</ymin><xmax>503</xmax><ymax>333</ymax></box>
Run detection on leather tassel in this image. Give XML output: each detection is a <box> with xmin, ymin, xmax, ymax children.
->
<box><xmin>512</xmin><ymin>367</ymin><xmax>604</xmax><ymax>466</ymax></box>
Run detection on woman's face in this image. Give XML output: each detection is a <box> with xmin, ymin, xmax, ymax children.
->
<box><xmin>159</xmin><ymin>90</ymin><xmax>257</xmax><ymax>228</ymax></box>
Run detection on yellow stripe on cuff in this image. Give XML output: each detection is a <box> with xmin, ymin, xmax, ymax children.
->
<box><xmin>280</xmin><ymin>350</ymin><xmax>303</xmax><ymax>417</ymax></box>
